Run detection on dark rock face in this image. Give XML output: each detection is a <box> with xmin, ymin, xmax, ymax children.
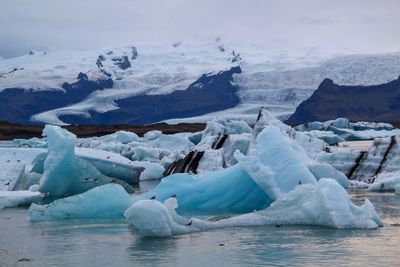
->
<box><xmin>60</xmin><ymin>66</ymin><xmax>242</xmax><ymax>125</ymax></box>
<box><xmin>0</xmin><ymin>74</ymin><xmax>113</xmax><ymax>124</ymax></box>
<box><xmin>286</xmin><ymin>77</ymin><xmax>400</xmax><ymax>125</ymax></box>
<box><xmin>0</xmin><ymin>65</ymin><xmax>240</xmax><ymax>125</ymax></box>
<box><xmin>112</xmin><ymin>55</ymin><xmax>131</xmax><ymax>70</ymax></box>
<box><xmin>131</xmin><ymin>46</ymin><xmax>138</xmax><ymax>60</ymax></box>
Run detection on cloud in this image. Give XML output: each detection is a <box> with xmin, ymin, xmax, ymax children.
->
<box><xmin>0</xmin><ymin>0</ymin><xmax>399</xmax><ymax>58</ymax></box>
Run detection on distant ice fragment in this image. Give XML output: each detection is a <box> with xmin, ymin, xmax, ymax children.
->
<box><xmin>0</xmin><ymin>191</ymin><xmax>43</xmax><ymax>209</ymax></box>
<box><xmin>28</xmin><ymin>184</ymin><xmax>133</xmax><ymax>221</ymax></box>
<box><xmin>369</xmin><ymin>171</ymin><xmax>400</xmax><ymax>192</ymax></box>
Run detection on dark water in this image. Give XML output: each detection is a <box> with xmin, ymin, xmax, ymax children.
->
<box><xmin>1</xmin><ymin>191</ymin><xmax>400</xmax><ymax>267</ymax></box>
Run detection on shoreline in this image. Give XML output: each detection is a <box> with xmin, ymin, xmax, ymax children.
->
<box><xmin>0</xmin><ymin>121</ymin><xmax>206</xmax><ymax>140</ymax></box>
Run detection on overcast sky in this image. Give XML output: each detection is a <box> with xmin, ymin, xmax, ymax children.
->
<box><xmin>0</xmin><ymin>0</ymin><xmax>399</xmax><ymax>58</ymax></box>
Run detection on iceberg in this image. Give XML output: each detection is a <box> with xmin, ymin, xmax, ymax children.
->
<box><xmin>28</xmin><ymin>184</ymin><xmax>133</xmax><ymax>221</ymax></box>
<box><xmin>369</xmin><ymin>171</ymin><xmax>400</xmax><ymax>191</ymax></box>
<box><xmin>125</xmin><ymin>179</ymin><xmax>383</xmax><ymax>237</ymax></box>
<box><xmin>141</xmin><ymin>125</ymin><xmax>348</xmax><ymax>214</ymax></box>
<box><xmin>36</xmin><ymin>125</ymin><xmax>129</xmax><ymax>197</ymax></box>
<box><xmin>141</xmin><ymin>165</ymin><xmax>271</xmax><ymax>214</ymax></box>
<box><xmin>237</xmin><ymin>126</ymin><xmax>349</xmax><ymax>195</ymax></box>
<box><xmin>0</xmin><ymin>191</ymin><xmax>43</xmax><ymax>209</ymax></box>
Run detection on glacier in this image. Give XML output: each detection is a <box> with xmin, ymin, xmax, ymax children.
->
<box><xmin>2</xmin><ymin>42</ymin><xmax>400</xmax><ymax>125</ymax></box>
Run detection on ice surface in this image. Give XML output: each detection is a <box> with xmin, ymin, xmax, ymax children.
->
<box><xmin>141</xmin><ymin>165</ymin><xmax>271</xmax><ymax>214</ymax></box>
<box><xmin>28</xmin><ymin>184</ymin><xmax>133</xmax><ymax>221</ymax></box>
<box><xmin>237</xmin><ymin>126</ymin><xmax>349</xmax><ymax>195</ymax></box>
<box><xmin>126</xmin><ymin>179</ymin><xmax>382</xmax><ymax>237</ymax></box>
<box><xmin>0</xmin><ymin>191</ymin><xmax>43</xmax><ymax>209</ymax></box>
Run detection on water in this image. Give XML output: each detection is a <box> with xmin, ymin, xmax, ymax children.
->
<box><xmin>1</xmin><ymin>191</ymin><xmax>400</xmax><ymax>267</ymax></box>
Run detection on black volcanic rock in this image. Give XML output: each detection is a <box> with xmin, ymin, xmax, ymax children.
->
<box><xmin>286</xmin><ymin>76</ymin><xmax>400</xmax><ymax>125</ymax></box>
<box><xmin>112</xmin><ymin>55</ymin><xmax>131</xmax><ymax>70</ymax></box>
<box><xmin>0</xmin><ymin>74</ymin><xmax>113</xmax><ymax>124</ymax></box>
<box><xmin>60</xmin><ymin>66</ymin><xmax>242</xmax><ymax>125</ymax></box>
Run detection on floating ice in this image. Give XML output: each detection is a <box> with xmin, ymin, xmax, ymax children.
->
<box><xmin>369</xmin><ymin>171</ymin><xmax>400</xmax><ymax>192</ymax></box>
<box><xmin>98</xmin><ymin>130</ymin><xmax>139</xmax><ymax>144</ymax></box>
<box><xmin>28</xmin><ymin>184</ymin><xmax>133</xmax><ymax>221</ymax></box>
<box><xmin>237</xmin><ymin>126</ymin><xmax>349</xmax><ymax>194</ymax></box>
<box><xmin>37</xmin><ymin>125</ymin><xmax>127</xmax><ymax>197</ymax></box>
<box><xmin>136</xmin><ymin>161</ymin><xmax>165</xmax><ymax>181</ymax></box>
<box><xmin>0</xmin><ymin>191</ymin><xmax>43</xmax><ymax>209</ymax></box>
<box><xmin>126</xmin><ymin>179</ymin><xmax>382</xmax><ymax>237</ymax></box>
<box><xmin>141</xmin><ymin>164</ymin><xmax>271</xmax><ymax>214</ymax></box>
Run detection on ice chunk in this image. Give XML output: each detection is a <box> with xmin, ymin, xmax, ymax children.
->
<box><xmin>37</xmin><ymin>125</ymin><xmax>76</xmax><ymax>196</ymax></box>
<box><xmin>196</xmin><ymin>149</ymin><xmax>224</xmax><ymax>176</ymax></box>
<box><xmin>369</xmin><ymin>171</ymin><xmax>400</xmax><ymax>191</ymax></box>
<box><xmin>76</xmin><ymin>147</ymin><xmax>141</xmax><ymax>184</ymax></box>
<box><xmin>126</xmin><ymin>179</ymin><xmax>382</xmax><ymax>237</ymax></box>
<box><xmin>304</xmin><ymin>130</ymin><xmax>345</xmax><ymax>145</ymax></box>
<box><xmin>37</xmin><ymin>125</ymin><xmax>124</xmax><ymax>197</ymax></box>
<box><xmin>28</xmin><ymin>184</ymin><xmax>133</xmax><ymax>221</ymax></box>
<box><xmin>141</xmin><ymin>165</ymin><xmax>271</xmax><ymax>214</ymax></box>
<box><xmin>236</xmin><ymin>126</ymin><xmax>348</xmax><ymax>197</ymax></box>
<box><xmin>222</xmin><ymin>134</ymin><xmax>251</xmax><ymax>166</ymax></box>
<box><xmin>144</xmin><ymin>130</ymin><xmax>162</xmax><ymax>141</ymax></box>
<box><xmin>0</xmin><ymin>147</ymin><xmax>45</xmax><ymax>190</ymax></box>
<box><xmin>98</xmin><ymin>130</ymin><xmax>139</xmax><ymax>144</ymax></box>
<box><xmin>395</xmin><ymin>184</ymin><xmax>400</xmax><ymax>195</ymax></box>
<box><xmin>137</xmin><ymin>162</ymin><xmax>165</xmax><ymax>181</ymax></box>
<box><xmin>0</xmin><ymin>191</ymin><xmax>43</xmax><ymax>209</ymax></box>
<box><xmin>12</xmin><ymin>137</ymin><xmax>47</xmax><ymax>148</ymax></box>
<box><xmin>125</xmin><ymin>199</ymin><xmax>192</xmax><ymax>237</ymax></box>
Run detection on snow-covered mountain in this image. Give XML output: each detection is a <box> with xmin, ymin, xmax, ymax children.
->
<box><xmin>1</xmin><ymin>41</ymin><xmax>400</xmax><ymax>125</ymax></box>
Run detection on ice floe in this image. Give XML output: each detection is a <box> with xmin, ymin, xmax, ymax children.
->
<box><xmin>125</xmin><ymin>179</ymin><xmax>382</xmax><ymax>237</ymax></box>
<box><xmin>28</xmin><ymin>184</ymin><xmax>133</xmax><ymax>221</ymax></box>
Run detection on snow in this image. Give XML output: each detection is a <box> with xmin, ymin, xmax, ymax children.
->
<box><xmin>28</xmin><ymin>184</ymin><xmax>133</xmax><ymax>221</ymax></box>
<box><xmin>0</xmin><ymin>191</ymin><xmax>43</xmax><ymax>209</ymax></box>
<box><xmin>126</xmin><ymin>179</ymin><xmax>382</xmax><ymax>237</ymax></box>
<box><xmin>3</xmin><ymin>42</ymin><xmax>400</xmax><ymax>125</ymax></box>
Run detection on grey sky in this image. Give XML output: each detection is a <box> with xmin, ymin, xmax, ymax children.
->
<box><xmin>0</xmin><ymin>0</ymin><xmax>399</xmax><ymax>58</ymax></box>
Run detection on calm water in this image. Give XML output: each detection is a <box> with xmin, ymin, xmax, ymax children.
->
<box><xmin>1</xmin><ymin>191</ymin><xmax>400</xmax><ymax>267</ymax></box>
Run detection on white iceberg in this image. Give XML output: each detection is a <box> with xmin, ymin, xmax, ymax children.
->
<box><xmin>28</xmin><ymin>184</ymin><xmax>133</xmax><ymax>221</ymax></box>
<box><xmin>0</xmin><ymin>191</ymin><xmax>43</xmax><ymax>209</ymax></box>
<box><xmin>125</xmin><ymin>179</ymin><xmax>382</xmax><ymax>237</ymax></box>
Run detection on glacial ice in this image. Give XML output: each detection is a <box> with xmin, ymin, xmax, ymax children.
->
<box><xmin>37</xmin><ymin>125</ymin><xmax>124</xmax><ymax>197</ymax></box>
<box><xmin>138</xmin><ymin>124</ymin><xmax>348</xmax><ymax>214</ymax></box>
<box><xmin>28</xmin><ymin>184</ymin><xmax>133</xmax><ymax>221</ymax></box>
<box><xmin>126</xmin><ymin>179</ymin><xmax>382</xmax><ymax>237</ymax></box>
<box><xmin>0</xmin><ymin>191</ymin><xmax>43</xmax><ymax>209</ymax></box>
<box><xmin>141</xmin><ymin>165</ymin><xmax>271</xmax><ymax>214</ymax></box>
<box><xmin>369</xmin><ymin>171</ymin><xmax>400</xmax><ymax>192</ymax></box>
